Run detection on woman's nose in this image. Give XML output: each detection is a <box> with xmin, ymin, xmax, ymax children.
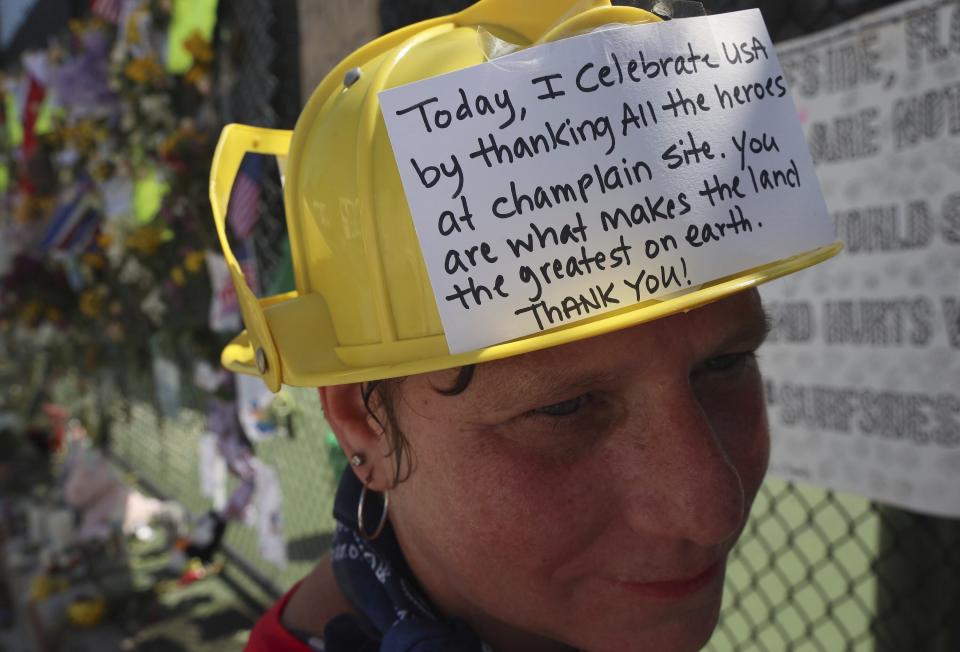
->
<box><xmin>616</xmin><ymin>385</ymin><xmax>746</xmax><ymax>547</ymax></box>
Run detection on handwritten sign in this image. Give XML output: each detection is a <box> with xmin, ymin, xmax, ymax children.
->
<box><xmin>380</xmin><ymin>10</ymin><xmax>835</xmax><ymax>354</ymax></box>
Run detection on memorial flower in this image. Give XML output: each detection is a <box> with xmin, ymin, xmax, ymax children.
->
<box><xmin>79</xmin><ymin>288</ymin><xmax>105</xmax><ymax>319</ymax></box>
<box><xmin>184</xmin><ymin>250</ymin><xmax>206</xmax><ymax>274</ymax></box>
<box><xmin>124</xmin><ymin>56</ymin><xmax>165</xmax><ymax>86</ymax></box>
<box><xmin>126</xmin><ymin>225</ymin><xmax>167</xmax><ymax>257</ymax></box>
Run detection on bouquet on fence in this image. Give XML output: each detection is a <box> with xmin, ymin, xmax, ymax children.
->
<box><xmin>0</xmin><ymin>1</ymin><xmax>227</xmax><ymax>370</ymax></box>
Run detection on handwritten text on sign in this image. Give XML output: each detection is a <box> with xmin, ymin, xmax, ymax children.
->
<box><xmin>380</xmin><ymin>10</ymin><xmax>836</xmax><ymax>354</ymax></box>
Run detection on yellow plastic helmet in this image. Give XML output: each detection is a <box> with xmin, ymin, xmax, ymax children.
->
<box><xmin>209</xmin><ymin>0</ymin><xmax>841</xmax><ymax>391</ymax></box>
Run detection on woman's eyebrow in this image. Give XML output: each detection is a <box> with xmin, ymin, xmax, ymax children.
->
<box><xmin>762</xmin><ymin>307</ymin><xmax>774</xmax><ymax>343</ymax></box>
<box><xmin>511</xmin><ymin>368</ymin><xmax>622</xmax><ymax>400</ymax></box>
<box><xmin>689</xmin><ymin>302</ymin><xmax>772</xmax><ymax>360</ymax></box>
<box><xmin>470</xmin><ymin>362</ymin><xmax>596</xmax><ymax>400</ymax></box>
<box><xmin>717</xmin><ymin>305</ymin><xmax>772</xmax><ymax>351</ymax></box>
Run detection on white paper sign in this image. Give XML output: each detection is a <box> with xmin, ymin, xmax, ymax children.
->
<box><xmin>380</xmin><ymin>10</ymin><xmax>836</xmax><ymax>354</ymax></box>
<box><xmin>252</xmin><ymin>460</ymin><xmax>287</xmax><ymax>568</ymax></box>
<box><xmin>206</xmin><ymin>250</ymin><xmax>242</xmax><ymax>334</ymax></box>
<box><xmin>206</xmin><ymin>246</ymin><xmax>259</xmax><ymax>334</ymax></box>
<box><xmin>759</xmin><ymin>0</ymin><xmax>960</xmax><ymax>518</ymax></box>
<box><xmin>236</xmin><ymin>374</ymin><xmax>281</xmax><ymax>442</ymax></box>
<box><xmin>152</xmin><ymin>355</ymin><xmax>181</xmax><ymax>419</ymax></box>
<box><xmin>198</xmin><ymin>432</ymin><xmax>228</xmax><ymax>510</ymax></box>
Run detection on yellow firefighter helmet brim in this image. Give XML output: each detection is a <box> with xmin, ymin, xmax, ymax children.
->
<box><xmin>216</xmin><ymin>239</ymin><xmax>840</xmax><ymax>390</ymax></box>
<box><xmin>210</xmin><ymin>0</ymin><xmax>842</xmax><ymax>391</ymax></box>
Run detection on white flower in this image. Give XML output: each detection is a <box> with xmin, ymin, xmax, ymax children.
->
<box><xmin>140</xmin><ymin>289</ymin><xmax>166</xmax><ymax>325</ymax></box>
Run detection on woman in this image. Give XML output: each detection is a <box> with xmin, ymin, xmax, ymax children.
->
<box><xmin>280</xmin><ymin>289</ymin><xmax>772</xmax><ymax>652</ymax></box>
<box><xmin>208</xmin><ymin>1</ymin><xmax>840</xmax><ymax>649</ymax></box>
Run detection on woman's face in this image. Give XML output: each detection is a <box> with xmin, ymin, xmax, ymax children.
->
<box><xmin>361</xmin><ymin>290</ymin><xmax>769</xmax><ymax>652</ymax></box>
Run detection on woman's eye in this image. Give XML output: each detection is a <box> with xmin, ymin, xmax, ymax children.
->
<box><xmin>532</xmin><ymin>394</ymin><xmax>588</xmax><ymax>417</ymax></box>
<box><xmin>703</xmin><ymin>352</ymin><xmax>755</xmax><ymax>374</ymax></box>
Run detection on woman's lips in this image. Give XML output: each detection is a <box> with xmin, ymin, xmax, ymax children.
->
<box><xmin>610</xmin><ymin>561</ymin><xmax>723</xmax><ymax>599</ymax></box>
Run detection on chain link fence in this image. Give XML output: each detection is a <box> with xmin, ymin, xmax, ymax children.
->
<box><xmin>106</xmin><ymin>376</ymin><xmax>340</xmax><ymax>592</ymax></box>
<box><xmin>95</xmin><ymin>0</ymin><xmax>960</xmax><ymax>650</ymax></box>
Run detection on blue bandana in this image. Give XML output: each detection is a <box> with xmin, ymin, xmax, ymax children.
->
<box><xmin>324</xmin><ymin>471</ymin><xmax>488</xmax><ymax>652</ymax></box>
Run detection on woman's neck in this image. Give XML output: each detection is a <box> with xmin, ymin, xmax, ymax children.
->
<box><xmin>392</xmin><ymin>525</ymin><xmax>576</xmax><ymax>652</ymax></box>
<box><xmin>468</xmin><ymin>611</ymin><xmax>579</xmax><ymax>652</ymax></box>
<box><xmin>281</xmin><ymin>552</ymin><xmax>358</xmax><ymax>636</ymax></box>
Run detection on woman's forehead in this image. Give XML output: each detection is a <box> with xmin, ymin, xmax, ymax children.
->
<box><xmin>426</xmin><ymin>290</ymin><xmax>768</xmax><ymax>396</ymax></box>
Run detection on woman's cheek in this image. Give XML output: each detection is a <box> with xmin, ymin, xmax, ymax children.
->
<box><xmin>436</xmin><ymin>431</ymin><xmax>602</xmax><ymax>561</ymax></box>
<box><xmin>702</xmin><ymin>373</ymin><xmax>770</xmax><ymax>504</ymax></box>
<box><xmin>723</xmin><ymin>376</ymin><xmax>770</xmax><ymax>506</ymax></box>
<box><xmin>734</xmin><ymin>398</ymin><xmax>770</xmax><ymax>509</ymax></box>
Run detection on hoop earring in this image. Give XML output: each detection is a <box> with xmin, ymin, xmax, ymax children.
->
<box><xmin>357</xmin><ymin>483</ymin><xmax>390</xmax><ymax>540</ymax></box>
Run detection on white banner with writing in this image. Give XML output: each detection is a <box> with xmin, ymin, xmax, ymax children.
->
<box><xmin>380</xmin><ymin>10</ymin><xmax>836</xmax><ymax>354</ymax></box>
<box><xmin>762</xmin><ymin>0</ymin><xmax>960</xmax><ymax>517</ymax></box>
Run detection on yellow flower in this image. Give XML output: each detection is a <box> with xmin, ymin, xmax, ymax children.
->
<box><xmin>91</xmin><ymin>161</ymin><xmax>114</xmax><ymax>182</ymax></box>
<box><xmin>125</xmin><ymin>9</ymin><xmax>145</xmax><ymax>46</ymax></box>
<box><xmin>184</xmin><ymin>31</ymin><xmax>214</xmax><ymax>65</ymax></box>
<box><xmin>79</xmin><ymin>289</ymin><xmax>105</xmax><ymax>319</ymax></box>
<box><xmin>184</xmin><ymin>65</ymin><xmax>208</xmax><ymax>88</ymax></box>
<box><xmin>63</xmin><ymin>120</ymin><xmax>100</xmax><ymax>154</ymax></box>
<box><xmin>160</xmin><ymin>123</ymin><xmax>207</xmax><ymax>157</ymax></box>
<box><xmin>45</xmin><ymin>307</ymin><xmax>62</xmax><ymax>323</ymax></box>
<box><xmin>41</xmin><ymin>127</ymin><xmax>61</xmax><ymax>147</ymax></box>
<box><xmin>14</xmin><ymin>196</ymin><xmax>54</xmax><ymax>224</ymax></box>
<box><xmin>159</xmin><ymin>134</ymin><xmax>176</xmax><ymax>158</ymax></box>
<box><xmin>31</xmin><ymin>574</ymin><xmax>68</xmax><ymax>601</ymax></box>
<box><xmin>68</xmin><ymin>596</ymin><xmax>106</xmax><ymax>628</ymax></box>
<box><xmin>20</xmin><ymin>300</ymin><xmax>43</xmax><ymax>325</ymax></box>
<box><xmin>184</xmin><ymin>251</ymin><xmax>206</xmax><ymax>273</ymax></box>
<box><xmin>13</xmin><ymin>199</ymin><xmax>33</xmax><ymax>225</ymax></box>
<box><xmin>69</xmin><ymin>17</ymin><xmax>104</xmax><ymax>36</ymax></box>
<box><xmin>181</xmin><ymin>32</ymin><xmax>214</xmax><ymax>90</ymax></box>
<box><xmin>82</xmin><ymin>252</ymin><xmax>106</xmax><ymax>270</ymax></box>
<box><xmin>124</xmin><ymin>56</ymin><xmax>165</xmax><ymax>85</ymax></box>
<box><xmin>171</xmin><ymin>266</ymin><xmax>186</xmax><ymax>286</ymax></box>
<box><xmin>126</xmin><ymin>225</ymin><xmax>166</xmax><ymax>256</ymax></box>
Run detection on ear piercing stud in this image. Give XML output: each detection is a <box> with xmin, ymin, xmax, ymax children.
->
<box><xmin>350</xmin><ymin>454</ymin><xmax>365</xmax><ymax>467</ymax></box>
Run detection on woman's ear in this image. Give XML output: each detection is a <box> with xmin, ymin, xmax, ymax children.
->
<box><xmin>318</xmin><ymin>385</ymin><xmax>395</xmax><ymax>491</ymax></box>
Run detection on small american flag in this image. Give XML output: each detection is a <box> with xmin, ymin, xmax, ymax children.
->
<box><xmin>90</xmin><ymin>0</ymin><xmax>123</xmax><ymax>24</ymax></box>
<box><xmin>227</xmin><ymin>154</ymin><xmax>265</xmax><ymax>240</ymax></box>
<box><xmin>20</xmin><ymin>74</ymin><xmax>46</xmax><ymax>158</ymax></box>
<box><xmin>39</xmin><ymin>184</ymin><xmax>101</xmax><ymax>254</ymax></box>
